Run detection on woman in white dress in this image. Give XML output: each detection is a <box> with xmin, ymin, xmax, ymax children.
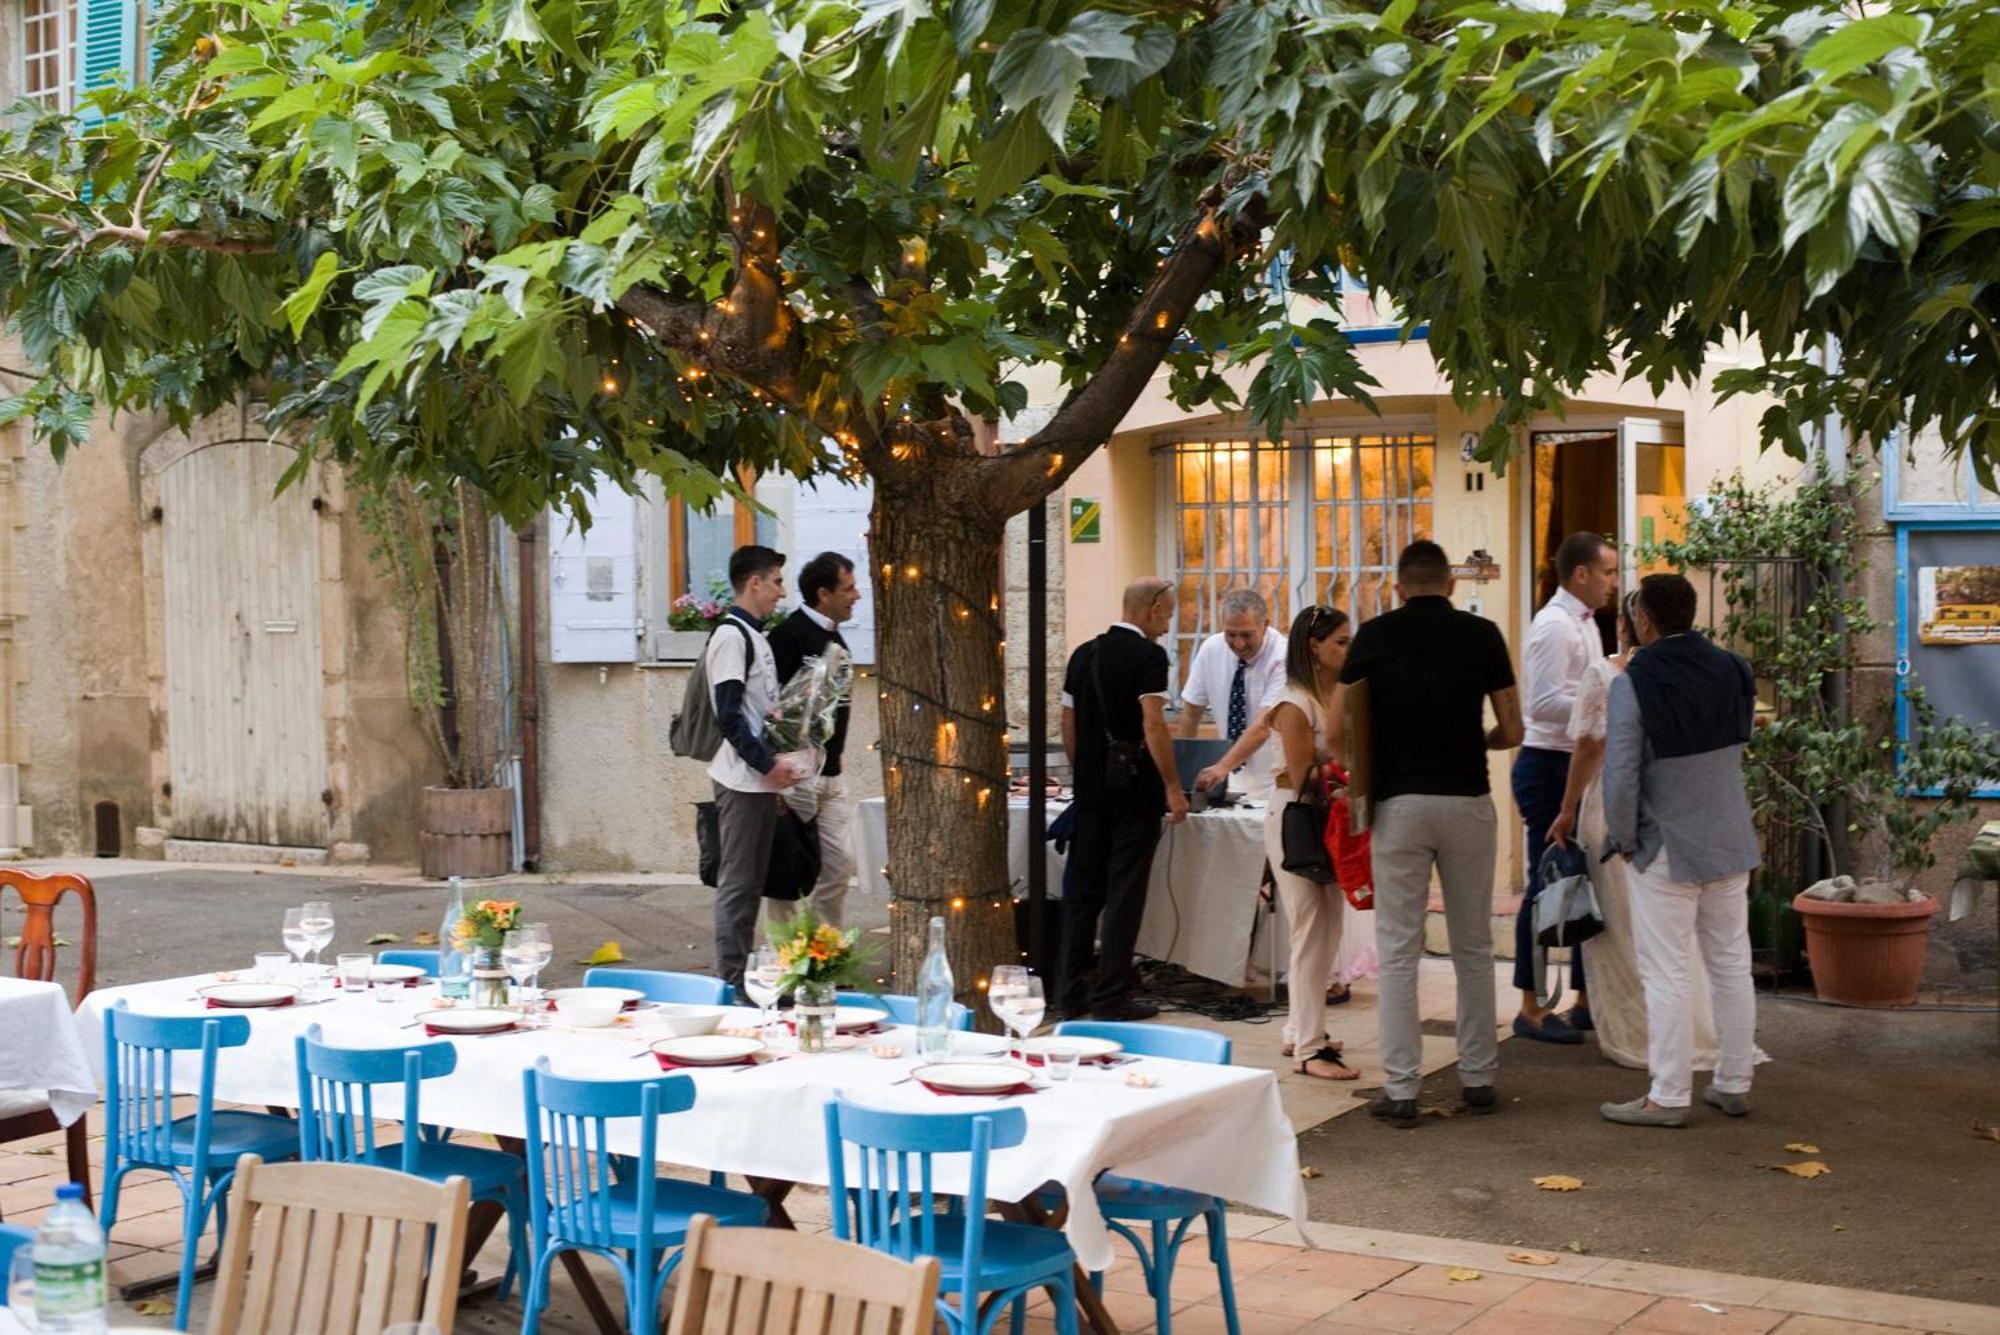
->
<box><xmin>1547</xmin><ymin>594</ymin><xmax>1724</xmax><ymax>1070</ymax></box>
<box><xmin>1262</xmin><ymin>605</ymin><xmax>1358</xmax><ymax>1080</ymax></box>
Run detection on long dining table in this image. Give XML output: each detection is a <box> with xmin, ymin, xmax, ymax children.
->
<box><xmin>75</xmin><ymin>974</ymin><xmax>1307</xmax><ymax>1334</ymax></box>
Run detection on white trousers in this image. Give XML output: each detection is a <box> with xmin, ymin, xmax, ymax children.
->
<box><xmin>1626</xmin><ymin>852</ymin><xmax>1758</xmax><ymax>1107</ymax></box>
<box><xmin>1263</xmin><ymin>791</ymin><xmax>1344</xmax><ymax>1053</ymax></box>
<box><xmin>781</xmin><ymin>773</ymin><xmax>854</xmax><ymax>926</ymax></box>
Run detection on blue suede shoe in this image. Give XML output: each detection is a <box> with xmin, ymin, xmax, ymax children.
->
<box><xmin>1563</xmin><ymin>1006</ymin><xmax>1595</xmax><ymax>1032</ymax></box>
<box><xmin>1513</xmin><ymin>1013</ymin><xmax>1585</xmax><ymax>1045</ymax></box>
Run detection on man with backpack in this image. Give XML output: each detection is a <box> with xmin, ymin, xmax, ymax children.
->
<box><xmin>682</xmin><ymin>545</ymin><xmax>810</xmax><ymax>997</ymax></box>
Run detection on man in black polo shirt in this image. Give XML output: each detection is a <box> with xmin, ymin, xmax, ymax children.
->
<box><xmin>1059</xmin><ymin>577</ymin><xmax>1188</xmax><ymax>1020</ymax></box>
<box><xmin>1335</xmin><ymin>541</ymin><xmax>1523</xmax><ymax>1127</ymax></box>
<box><xmin>768</xmin><ymin>550</ymin><xmax>862</xmax><ymax>926</ymax></box>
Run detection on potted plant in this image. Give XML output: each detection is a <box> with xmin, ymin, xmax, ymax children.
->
<box><xmin>358</xmin><ymin>477</ymin><xmax>516</xmax><ymax>878</ymax></box>
<box><xmin>656</xmin><ymin>586</ymin><xmax>732</xmax><ymax>661</ymax></box>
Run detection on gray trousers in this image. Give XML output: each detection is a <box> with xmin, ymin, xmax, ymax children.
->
<box><xmin>713</xmin><ymin>782</ymin><xmax>782</xmax><ymax>989</ymax></box>
<box><xmin>1372</xmin><ymin>794</ymin><xmax>1500</xmax><ymax>1100</ymax></box>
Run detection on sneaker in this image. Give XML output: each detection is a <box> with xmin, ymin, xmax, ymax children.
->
<box><xmin>1368</xmin><ymin>1097</ymin><xmax>1419</xmax><ymax>1129</ymax></box>
<box><xmin>1512</xmin><ymin>1013</ymin><xmax>1585</xmax><ymax>1045</ymax></box>
<box><xmin>1461</xmin><ymin>1085</ymin><xmax>1498</xmax><ymax>1115</ymax></box>
<box><xmin>1704</xmin><ymin>1086</ymin><xmax>1750</xmax><ymax>1117</ymax></box>
<box><xmin>1599</xmin><ymin>1096</ymin><xmax>1688</xmax><ymax>1128</ymax></box>
<box><xmin>1090</xmin><ymin>999</ymin><xmax>1160</xmax><ymax>1022</ymax></box>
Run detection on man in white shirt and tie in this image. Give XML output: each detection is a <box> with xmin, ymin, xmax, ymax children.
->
<box><xmin>1511</xmin><ymin>531</ymin><xmax>1619</xmax><ymax>1043</ymax></box>
<box><xmin>1177</xmin><ymin>588</ymin><xmax>1289</xmax><ymax>800</ymax></box>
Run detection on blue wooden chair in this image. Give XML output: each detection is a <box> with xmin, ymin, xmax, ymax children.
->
<box><xmin>378</xmin><ymin>948</ymin><xmax>441</xmax><ymax>974</ymax></box>
<box><xmin>583</xmin><ymin>967</ymin><xmax>731</xmax><ymax>1006</ymax></box>
<box><xmin>0</xmin><ymin>1222</ymin><xmax>30</xmax><ymax>1306</ymax></box>
<box><xmin>293</xmin><ymin>1024</ymin><xmax>530</xmax><ymax>1298</ymax></box>
<box><xmin>100</xmin><ymin>1002</ymin><xmax>299</xmax><ymax>1331</ymax></box>
<box><xmin>519</xmin><ymin>1058</ymin><xmax>767</xmax><ymax>1335</ymax></box>
<box><xmin>839</xmin><ymin>991</ymin><xmax>975</xmax><ymax>1031</ymax></box>
<box><xmin>1052</xmin><ymin>1021</ymin><xmax>1242</xmax><ymax>1335</ymax></box>
<box><xmin>824</xmin><ymin>1097</ymin><xmax>1079</xmax><ymax>1335</ymax></box>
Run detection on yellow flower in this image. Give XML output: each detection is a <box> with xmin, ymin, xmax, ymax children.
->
<box><xmin>814</xmin><ymin>924</ymin><xmax>843</xmax><ymax>949</ymax></box>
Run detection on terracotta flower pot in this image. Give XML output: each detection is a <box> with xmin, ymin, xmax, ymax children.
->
<box><xmin>1789</xmin><ymin>890</ymin><xmax>1939</xmax><ymax>1007</ymax></box>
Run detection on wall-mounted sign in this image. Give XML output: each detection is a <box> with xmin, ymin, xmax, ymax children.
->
<box><xmin>1919</xmin><ymin>565</ymin><xmax>2000</xmax><ymax>645</ymax></box>
<box><xmin>1069</xmin><ymin>497</ymin><xmax>1101</xmax><ymax>544</ymax></box>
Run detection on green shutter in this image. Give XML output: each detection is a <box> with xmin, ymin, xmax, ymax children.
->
<box><xmin>75</xmin><ymin>0</ymin><xmax>138</xmax><ymax>123</ymax></box>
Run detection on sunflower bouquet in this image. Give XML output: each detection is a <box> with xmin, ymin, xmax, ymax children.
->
<box><xmin>765</xmin><ymin>905</ymin><xmax>875</xmax><ymax>993</ymax></box>
<box><xmin>453</xmin><ymin>898</ymin><xmax>523</xmax><ymax>951</ymax></box>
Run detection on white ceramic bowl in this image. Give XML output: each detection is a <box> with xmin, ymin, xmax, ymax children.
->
<box><xmin>652</xmin><ymin>1004</ymin><xmax>726</xmax><ymax>1037</ymax></box>
<box><xmin>554</xmin><ymin>992</ymin><xmax>623</xmax><ymax>1028</ymax></box>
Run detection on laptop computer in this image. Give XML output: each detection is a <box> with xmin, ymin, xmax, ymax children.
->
<box><xmin>1172</xmin><ymin>739</ymin><xmax>1235</xmax><ymax>810</ymax></box>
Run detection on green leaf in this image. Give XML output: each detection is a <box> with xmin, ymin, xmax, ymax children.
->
<box><xmin>973</xmin><ymin>112</ymin><xmax>1054</xmax><ymax>210</ymax></box>
<box><xmin>498</xmin><ymin>0</ymin><xmax>547</xmax><ymax>45</ymax></box>
<box><xmin>1845</xmin><ymin>140</ymin><xmax>1931</xmax><ymax>260</ymax></box>
<box><xmin>280</xmin><ymin>251</ymin><xmax>344</xmax><ymax>339</ymax></box>
<box><xmin>1802</xmin><ymin>14</ymin><xmax>1929</xmax><ymax>82</ymax></box>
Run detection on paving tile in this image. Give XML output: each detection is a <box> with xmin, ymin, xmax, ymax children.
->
<box><xmin>1383</xmin><ymin>1264</ymin><xmax>1532</xmax><ymax>1308</ymax></box>
<box><xmin>1255</xmin><ymin>1246</ymin><xmax>1414</xmax><ymax>1290</ymax></box>
<box><xmin>1225</xmin><ymin>1239</ymin><xmax>1319</xmax><ymax>1276</ymax></box>
<box><xmin>1227</xmin><ymin>1275</ymin><xmax>1366</xmax><ymax>1320</ymax></box>
<box><xmin>1587</xmin><ymin>1260</ymin><xmax>1782</xmax><ymax>1309</ymax></box>
<box><xmin>1495</xmin><ymin>1279</ymin><xmax>1655</xmax><ymax>1322</ymax></box>
<box><xmin>1456</xmin><ymin>1309</ymin><xmax>1619</xmax><ymax>1335</ymax></box>
<box><xmin>1622</xmin><ymin>1298</ymin><xmax>1789</xmax><ymax>1334</ymax></box>
<box><xmin>1758</xmin><ymin>1285</ymin><xmax>2000</xmax><ymax>1335</ymax></box>
<box><xmin>1173</xmin><ymin>1301</ymin><xmax>1312</xmax><ymax>1335</ymax></box>
<box><xmin>1770</xmin><ymin>1318</ymin><xmax>1928</xmax><ymax>1335</ymax></box>
<box><xmin>1322</xmin><ymin>1290</ymin><xmax>1479</xmax><ymax>1334</ymax></box>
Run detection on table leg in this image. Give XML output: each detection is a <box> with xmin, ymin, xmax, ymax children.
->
<box><xmin>744</xmin><ymin>1176</ymin><xmax>798</xmax><ymax>1230</ymax></box>
<box><xmin>1002</xmin><ymin>1197</ymin><xmax>1119</xmax><ymax>1335</ymax></box>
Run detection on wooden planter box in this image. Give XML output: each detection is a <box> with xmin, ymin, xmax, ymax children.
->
<box><xmin>420</xmin><ymin>786</ymin><xmax>515</xmax><ymax>880</ymax></box>
<box><xmin>655</xmin><ymin>629</ymin><xmax>712</xmax><ymax>661</ymax></box>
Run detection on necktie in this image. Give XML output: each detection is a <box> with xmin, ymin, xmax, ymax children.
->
<box><xmin>1226</xmin><ymin>659</ymin><xmax>1249</xmax><ymax>741</ymax></box>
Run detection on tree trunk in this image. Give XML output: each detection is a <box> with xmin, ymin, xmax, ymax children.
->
<box><xmin>870</xmin><ymin>471</ymin><xmax>1018</xmax><ymax>1011</ymax></box>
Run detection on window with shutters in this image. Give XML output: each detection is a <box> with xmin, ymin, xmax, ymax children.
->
<box><xmin>21</xmin><ymin>0</ymin><xmax>77</xmax><ymax>109</ymax></box>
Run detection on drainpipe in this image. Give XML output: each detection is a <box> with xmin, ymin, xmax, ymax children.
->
<box><xmin>1813</xmin><ymin>336</ymin><xmax>1850</xmax><ymax>880</ymax></box>
<box><xmin>516</xmin><ymin>521</ymin><xmax>543</xmax><ymax>871</ymax></box>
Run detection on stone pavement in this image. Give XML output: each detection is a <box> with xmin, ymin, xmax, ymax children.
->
<box><xmin>3</xmin><ymin>1108</ymin><xmax>1997</xmax><ymax>1335</ymax></box>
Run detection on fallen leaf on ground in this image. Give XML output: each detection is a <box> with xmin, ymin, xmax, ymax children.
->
<box><xmin>133</xmin><ymin>1299</ymin><xmax>174</xmax><ymax>1317</ymax></box>
<box><xmin>1533</xmin><ymin>1175</ymin><xmax>1585</xmax><ymax>1192</ymax></box>
<box><xmin>1506</xmin><ymin>1251</ymin><xmax>1559</xmax><ymax>1266</ymax></box>
<box><xmin>1833</xmin><ymin>1225</ymin><xmax>1846</xmax><ymax>1232</ymax></box>
<box><xmin>412</xmin><ymin>930</ymin><xmax>439</xmax><ymax>946</ymax></box>
<box><xmin>1973</xmin><ymin>1122</ymin><xmax>2000</xmax><ymax>1143</ymax></box>
<box><xmin>1784</xmin><ymin>1142</ymin><xmax>1822</xmax><ymax>1154</ymax></box>
<box><xmin>1420</xmin><ymin>1106</ymin><xmax>1458</xmax><ymax>1118</ymax></box>
<box><xmin>366</xmin><ymin>931</ymin><xmax>402</xmax><ymax>945</ymax></box>
<box><xmin>25</xmin><ymin>1147</ymin><xmax>53</xmax><ymax>1156</ymax></box>
<box><xmin>579</xmin><ymin>940</ymin><xmax>626</xmax><ymax>965</ymax></box>
<box><xmin>1563</xmin><ymin>1241</ymin><xmax>1589</xmax><ymax>1254</ymax></box>
<box><xmin>1446</xmin><ymin>1268</ymin><xmax>1481</xmax><ymax>1283</ymax></box>
<box><xmin>1300</xmin><ymin>1166</ymin><xmax>1322</xmax><ymax>1180</ymax></box>
<box><xmin>1773</xmin><ymin>1161</ymin><xmax>1832</xmax><ymax>1179</ymax></box>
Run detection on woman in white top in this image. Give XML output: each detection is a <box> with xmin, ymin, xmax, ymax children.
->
<box><xmin>1547</xmin><ymin>593</ymin><xmax>1724</xmax><ymax>1070</ymax></box>
<box><xmin>1262</xmin><ymin>605</ymin><xmax>1358</xmax><ymax>1080</ymax></box>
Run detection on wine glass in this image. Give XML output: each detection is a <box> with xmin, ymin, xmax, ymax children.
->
<box><xmin>502</xmin><ymin>930</ymin><xmax>540</xmax><ymax>1018</ymax></box>
<box><xmin>281</xmin><ymin>908</ymin><xmax>311</xmax><ymax>984</ymax></box>
<box><xmin>744</xmin><ymin>947</ymin><xmax>782</xmax><ymax>1041</ymax></box>
<box><xmin>989</xmin><ymin>964</ymin><xmax>1028</xmax><ymax>1062</ymax></box>
<box><xmin>1004</xmin><ymin>975</ymin><xmax>1045</xmax><ymax>1064</ymax></box>
<box><xmin>301</xmin><ymin>900</ymin><xmax>335</xmax><ymax>969</ymax></box>
<box><xmin>521</xmin><ymin>922</ymin><xmax>553</xmax><ymax>1004</ymax></box>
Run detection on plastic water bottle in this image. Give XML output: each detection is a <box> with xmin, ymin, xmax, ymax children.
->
<box><xmin>33</xmin><ymin>1183</ymin><xmax>106</xmax><ymax>1334</ymax></box>
<box><xmin>438</xmin><ymin>876</ymin><xmax>471</xmax><ymax>999</ymax></box>
<box><xmin>915</xmin><ymin>916</ymin><xmax>954</xmax><ymax>1060</ymax></box>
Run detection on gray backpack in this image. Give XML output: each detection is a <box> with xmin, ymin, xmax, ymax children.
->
<box><xmin>669</xmin><ymin>619</ymin><xmax>755</xmax><ymax>761</ymax></box>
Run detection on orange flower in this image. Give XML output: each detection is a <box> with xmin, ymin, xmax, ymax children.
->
<box><xmin>808</xmin><ymin>941</ymin><xmax>832</xmax><ymax>962</ymax></box>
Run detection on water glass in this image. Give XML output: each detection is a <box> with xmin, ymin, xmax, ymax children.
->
<box><xmin>254</xmin><ymin>952</ymin><xmax>291</xmax><ymax>985</ymax></box>
<box><xmin>1043</xmin><ymin>1046</ymin><xmax>1081</xmax><ymax>1083</ymax></box>
<box><xmin>336</xmin><ymin>953</ymin><xmax>373</xmax><ymax>993</ymax></box>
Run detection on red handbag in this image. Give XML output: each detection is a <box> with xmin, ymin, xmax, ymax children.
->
<box><xmin>1322</xmin><ymin>765</ymin><xmax>1374</xmax><ymax>910</ymax></box>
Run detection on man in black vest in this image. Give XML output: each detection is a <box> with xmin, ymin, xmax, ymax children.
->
<box><xmin>1059</xmin><ymin>576</ymin><xmax>1188</xmax><ymax>1020</ymax></box>
<box><xmin>767</xmin><ymin>551</ymin><xmax>862</xmax><ymax>925</ymax></box>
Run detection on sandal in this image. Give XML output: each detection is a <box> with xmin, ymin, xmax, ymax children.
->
<box><xmin>1280</xmin><ymin>1039</ymin><xmax>1342</xmax><ymax>1059</ymax></box>
<box><xmin>1325</xmin><ymin>984</ymin><xmax>1352</xmax><ymax>1006</ymax></box>
<box><xmin>1295</xmin><ymin>1046</ymin><xmax>1359</xmax><ymax>1081</ymax></box>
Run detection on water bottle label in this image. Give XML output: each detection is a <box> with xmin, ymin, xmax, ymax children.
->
<box><xmin>35</xmin><ymin>1258</ymin><xmax>106</xmax><ymax>1313</ymax></box>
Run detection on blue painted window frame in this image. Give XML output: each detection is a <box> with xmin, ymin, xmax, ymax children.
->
<box><xmin>1892</xmin><ymin>519</ymin><xmax>2000</xmax><ymax>798</ymax></box>
<box><xmin>1880</xmin><ymin>431</ymin><xmax>2000</xmax><ymax>521</ymax></box>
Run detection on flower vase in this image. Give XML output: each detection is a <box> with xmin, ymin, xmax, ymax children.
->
<box><xmin>471</xmin><ymin>947</ymin><xmax>511</xmax><ymax>1010</ymax></box>
<box><xmin>794</xmin><ymin>980</ymin><xmax>838</xmax><ymax>1053</ymax></box>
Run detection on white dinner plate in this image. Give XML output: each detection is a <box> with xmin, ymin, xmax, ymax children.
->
<box><xmin>546</xmin><ymin>986</ymin><xmax>645</xmax><ymax>1010</ymax></box>
<box><xmin>197</xmin><ymin>983</ymin><xmax>299</xmax><ymax>1009</ymax></box>
<box><xmin>359</xmin><ymin>963</ymin><xmax>426</xmax><ymax>984</ymax></box>
<box><xmin>1019</xmin><ymin>1035</ymin><xmax>1122</xmax><ymax>1061</ymax></box>
<box><xmin>832</xmin><ymin>1006</ymin><xmax>890</xmax><ymax>1031</ymax></box>
<box><xmin>419</xmin><ymin>1008</ymin><xmax>518</xmax><ymax>1034</ymax></box>
<box><xmin>912</xmin><ymin>1062</ymin><xmax>1035</xmax><ymax>1094</ymax></box>
<box><xmin>652</xmin><ymin>1035</ymin><xmax>765</xmax><ymax>1066</ymax></box>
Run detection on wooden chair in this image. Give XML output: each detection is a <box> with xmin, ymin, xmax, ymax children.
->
<box><xmin>206</xmin><ymin>1155</ymin><xmax>471</xmax><ymax>1335</ymax></box>
<box><xmin>0</xmin><ymin>868</ymin><xmax>98</xmax><ymax>1211</ymax></box>
<box><xmin>665</xmin><ymin>1214</ymin><xmax>939</xmax><ymax>1335</ymax></box>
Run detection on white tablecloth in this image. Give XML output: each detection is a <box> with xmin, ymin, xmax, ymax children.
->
<box><xmin>0</xmin><ymin>977</ymin><xmax>98</xmax><ymax>1126</ymax></box>
<box><xmin>857</xmin><ymin>798</ymin><xmax>1271</xmax><ymax>987</ymax></box>
<box><xmin>76</xmin><ymin>979</ymin><xmax>1306</xmax><ymax>1272</ymax></box>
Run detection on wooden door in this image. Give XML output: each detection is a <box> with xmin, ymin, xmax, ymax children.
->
<box><xmin>160</xmin><ymin>442</ymin><xmax>328</xmax><ymax>846</ymax></box>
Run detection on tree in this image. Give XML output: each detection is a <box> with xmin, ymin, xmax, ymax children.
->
<box><xmin>4</xmin><ymin>0</ymin><xmax>1997</xmax><ymax>993</ymax></box>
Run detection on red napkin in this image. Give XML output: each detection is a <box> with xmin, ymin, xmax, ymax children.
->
<box><xmin>921</xmin><ymin>1080</ymin><xmax>1035</xmax><ymax>1097</ymax></box>
<box><xmin>784</xmin><ymin>1018</ymin><xmax>888</xmax><ymax>1037</ymax></box>
<box><xmin>654</xmin><ymin>1052</ymin><xmax>758</xmax><ymax>1071</ymax></box>
<box><xmin>1022</xmin><ymin>1052</ymin><xmax>1113</xmax><ymax>1067</ymax></box>
<box><xmin>207</xmin><ymin>997</ymin><xmax>295</xmax><ymax>1009</ymax></box>
<box><xmin>542</xmin><ymin>997</ymin><xmax>642</xmax><ymax>1012</ymax></box>
<box><xmin>424</xmin><ymin>1022</ymin><xmax>516</xmax><ymax>1037</ymax></box>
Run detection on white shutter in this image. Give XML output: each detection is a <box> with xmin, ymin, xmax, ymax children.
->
<box><xmin>792</xmin><ymin>476</ymin><xmax>876</xmax><ymax>664</ymax></box>
<box><xmin>548</xmin><ymin>479</ymin><xmax>641</xmax><ymax>663</ymax></box>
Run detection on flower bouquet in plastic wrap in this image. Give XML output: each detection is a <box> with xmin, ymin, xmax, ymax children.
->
<box><xmin>763</xmin><ymin>642</ymin><xmax>855</xmax><ymax>768</ymax></box>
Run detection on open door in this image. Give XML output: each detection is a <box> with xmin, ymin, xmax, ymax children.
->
<box><xmin>1617</xmin><ymin>417</ymin><xmax>1687</xmax><ymax>587</ymax></box>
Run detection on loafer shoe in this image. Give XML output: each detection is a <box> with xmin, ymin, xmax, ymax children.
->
<box><xmin>1090</xmin><ymin>999</ymin><xmax>1160</xmax><ymax>1022</ymax></box>
<box><xmin>1599</xmin><ymin>1096</ymin><xmax>1688</xmax><ymax>1128</ymax></box>
<box><xmin>1513</xmin><ymin>1013</ymin><xmax>1585</xmax><ymax>1045</ymax></box>
<box><xmin>1461</xmin><ymin>1085</ymin><xmax>1498</xmax><ymax>1115</ymax></box>
<box><xmin>1563</xmin><ymin>1006</ymin><xmax>1595</xmax><ymax>1032</ymax></box>
<box><xmin>1704</xmin><ymin>1087</ymin><xmax>1750</xmax><ymax>1117</ymax></box>
<box><xmin>1368</xmin><ymin>1097</ymin><xmax>1419</xmax><ymax>1129</ymax></box>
